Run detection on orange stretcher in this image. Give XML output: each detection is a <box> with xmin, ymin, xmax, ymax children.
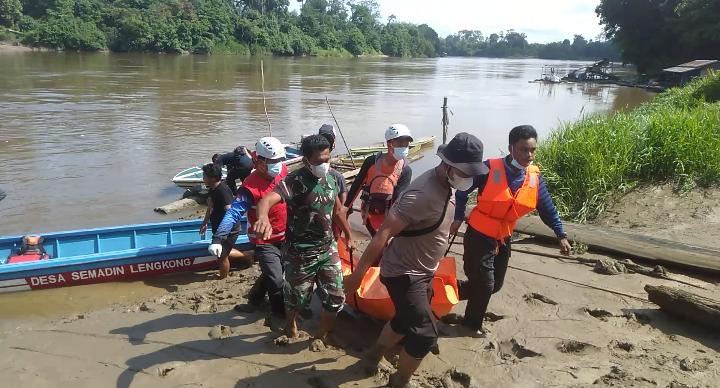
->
<box><xmin>338</xmin><ymin>239</ymin><xmax>460</xmax><ymax>321</ymax></box>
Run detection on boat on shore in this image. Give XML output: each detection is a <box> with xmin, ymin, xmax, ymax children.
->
<box><xmin>0</xmin><ymin>220</ymin><xmax>251</xmax><ymax>293</ymax></box>
<box><xmin>171</xmin><ymin>144</ymin><xmax>303</xmax><ymax>189</ymax></box>
<box><xmin>335</xmin><ymin>136</ymin><xmax>436</xmax><ymax>166</ymax></box>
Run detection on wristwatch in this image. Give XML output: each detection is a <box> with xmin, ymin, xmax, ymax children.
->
<box><xmin>557</xmin><ymin>232</ymin><xmax>568</xmax><ymax>240</ymax></box>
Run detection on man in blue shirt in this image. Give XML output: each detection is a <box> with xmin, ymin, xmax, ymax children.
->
<box><xmin>212</xmin><ymin>145</ymin><xmax>254</xmax><ymax>196</ymax></box>
<box><xmin>450</xmin><ymin>125</ymin><xmax>572</xmax><ymax>337</ymax></box>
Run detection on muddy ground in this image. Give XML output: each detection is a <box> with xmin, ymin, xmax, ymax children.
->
<box><xmin>595</xmin><ymin>184</ymin><xmax>720</xmax><ymax>249</ymax></box>
<box><xmin>1</xmin><ymin>231</ymin><xmax>718</xmax><ymax>387</ymax></box>
<box><xmin>2</xmin><ymin>186</ymin><xmax>719</xmax><ymax>387</ymax></box>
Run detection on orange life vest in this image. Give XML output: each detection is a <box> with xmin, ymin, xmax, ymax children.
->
<box><xmin>468</xmin><ymin>158</ymin><xmax>540</xmax><ymax>240</ymax></box>
<box><xmin>360</xmin><ymin>154</ymin><xmax>404</xmax><ymax>230</ymax></box>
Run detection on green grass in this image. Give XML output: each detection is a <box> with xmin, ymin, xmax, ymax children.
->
<box><xmin>211</xmin><ymin>40</ymin><xmax>251</xmax><ymax>55</ymax></box>
<box><xmin>536</xmin><ymin>71</ymin><xmax>720</xmax><ymax>222</ymax></box>
<box><xmin>311</xmin><ymin>47</ymin><xmax>354</xmax><ymax>58</ymax></box>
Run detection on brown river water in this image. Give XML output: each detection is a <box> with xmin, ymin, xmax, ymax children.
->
<box><xmin>0</xmin><ymin>53</ymin><xmax>654</xmax><ymax>318</ymax></box>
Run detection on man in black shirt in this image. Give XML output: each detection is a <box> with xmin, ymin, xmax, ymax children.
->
<box><xmin>212</xmin><ymin>146</ymin><xmax>254</xmax><ymax>195</ymax></box>
<box><xmin>200</xmin><ymin>163</ymin><xmax>246</xmax><ymax>278</ymax></box>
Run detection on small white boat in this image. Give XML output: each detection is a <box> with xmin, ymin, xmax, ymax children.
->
<box><xmin>172</xmin><ymin>144</ymin><xmax>303</xmax><ymax>189</ymax></box>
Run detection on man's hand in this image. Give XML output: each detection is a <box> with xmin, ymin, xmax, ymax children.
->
<box><xmin>254</xmin><ymin>216</ymin><xmax>273</xmax><ymax>240</ymax></box>
<box><xmin>199</xmin><ymin>223</ymin><xmax>208</xmax><ymax>238</ymax></box>
<box><xmin>559</xmin><ymin>238</ymin><xmax>572</xmax><ymax>256</ymax></box>
<box><xmin>343</xmin><ymin>272</ymin><xmax>362</xmax><ymax>297</ymax></box>
<box><xmin>208</xmin><ymin>243</ymin><xmax>222</xmax><ymax>258</ymax></box>
<box><xmin>345</xmin><ymin>236</ymin><xmax>357</xmax><ymax>252</ymax></box>
<box><xmin>450</xmin><ymin>220</ymin><xmax>463</xmax><ymax>236</ymax></box>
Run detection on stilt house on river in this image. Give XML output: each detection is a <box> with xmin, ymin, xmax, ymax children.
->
<box><xmin>660</xmin><ymin>60</ymin><xmax>719</xmax><ymax>87</ymax></box>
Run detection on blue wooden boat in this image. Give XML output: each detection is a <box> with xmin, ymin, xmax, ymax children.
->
<box><xmin>0</xmin><ymin>220</ymin><xmax>250</xmax><ymax>293</ymax></box>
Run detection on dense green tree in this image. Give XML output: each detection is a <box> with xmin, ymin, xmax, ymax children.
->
<box><xmin>5</xmin><ymin>0</ymin><xmax>622</xmax><ymax>60</ymax></box>
<box><xmin>597</xmin><ymin>0</ymin><xmax>720</xmax><ymax>73</ymax></box>
<box><xmin>0</xmin><ymin>0</ymin><xmax>22</xmax><ymax>27</ymax></box>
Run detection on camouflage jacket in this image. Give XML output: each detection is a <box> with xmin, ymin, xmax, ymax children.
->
<box><xmin>275</xmin><ymin>167</ymin><xmax>338</xmax><ymax>254</ymax></box>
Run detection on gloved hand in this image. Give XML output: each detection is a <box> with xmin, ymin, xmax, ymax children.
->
<box><xmin>208</xmin><ymin>243</ymin><xmax>222</xmax><ymax>258</ymax></box>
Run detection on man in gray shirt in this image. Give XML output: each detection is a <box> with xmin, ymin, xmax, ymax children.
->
<box><xmin>345</xmin><ymin>133</ymin><xmax>488</xmax><ymax>388</ymax></box>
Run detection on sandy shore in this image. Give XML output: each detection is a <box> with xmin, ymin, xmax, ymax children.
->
<box><xmin>0</xmin><ymin>43</ymin><xmax>41</xmax><ymax>53</ymax></box>
<box><xmin>1</xmin><ymin>232</ymin><xmax>718</xmax><ymax>388</ymax></box>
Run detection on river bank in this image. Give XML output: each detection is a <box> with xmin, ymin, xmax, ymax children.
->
<box><xmin>1</xmin><ymin>227</ymin><xmax>718</xmax><ymax>388</ymax></box>
<box><xmin>536</xmin><ymin>71</ymin><xmax>720</xmax><ymax>224</ymax></box>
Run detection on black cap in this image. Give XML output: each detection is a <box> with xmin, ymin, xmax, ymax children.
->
<box><xmin>318</xmin><ymin>124</ymin><xmax>336</xmax><ymax>138</ymax></box>
<box><xmin>437</xmin><ymin>132</ymin><xmax>489</xmax><ymax>175</ymax></box>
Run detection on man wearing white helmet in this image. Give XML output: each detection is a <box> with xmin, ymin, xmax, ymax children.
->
<box><xmin>345</xmin><ymin>124</ymin><xmax>413</xmax><ymax>236</ymax></box>
<box><xmin>210</xmin><ymin>137</ymin><xmax>289</xmax><ymax>316</ymax></box>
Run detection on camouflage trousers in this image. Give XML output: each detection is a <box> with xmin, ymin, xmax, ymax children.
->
<box><xmin>283</xmin><ymin>243</ymin><xmax>345</xmax><ymax>313</ymax></box>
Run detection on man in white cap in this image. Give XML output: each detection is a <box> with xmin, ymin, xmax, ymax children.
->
<box><xmin>345</xmin><ymin>132</ymin><xmax>488</xmax><ymax>387</ymax></box>
<box><xmin>210</xmin><ymin>137</ymin><xmax>289</xmax><ymax>317</ymax></box>
<box><xmin>345</xmin><ymin>124</ymin><xmax>413</xmax><ymax>236</ymax></box>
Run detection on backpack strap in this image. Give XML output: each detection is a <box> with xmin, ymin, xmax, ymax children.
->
<box><xmin>397</xmin><ymin>188</ymin><xmax>452</xmax><ymax>238</ymax></box>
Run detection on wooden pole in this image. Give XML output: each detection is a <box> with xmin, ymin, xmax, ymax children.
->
<box><xmin>325</xmin><ymin>97</ymin><xmax>357</xmax><ymax>168</ymax></box>
<box><xmin>260</xmin><ymin>60</ymin><xmax>272</xmax><ymax>136</ymax></box>
<box><xmin>442</xmin><ymin>97</ymin><xmax>449</xmax><ymax>144</ymax></box>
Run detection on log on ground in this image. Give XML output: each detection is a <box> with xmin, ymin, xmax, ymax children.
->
<box><xmin>515</xmin><ymin>216</ymin><xmax>720</xmax><ymax>274</ymax></box>
<box><xmin>154</xmin><ymin>197</ymin><xmax>203</xmax><ymax>214</ymax></box>
<box><xmin>644</xmin><ymin>284</ymin><xmax>720</xmax><ymax>331</ymax></box>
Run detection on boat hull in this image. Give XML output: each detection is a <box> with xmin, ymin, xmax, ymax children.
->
<box><xmin>0</xmin><ymin>220</ymin><xmax>252</xmax><ymax>293</ymax></box>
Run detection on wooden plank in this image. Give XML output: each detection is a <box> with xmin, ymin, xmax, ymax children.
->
<box><xmin>645</xmin><ymin>285</ymin><xmax>720</xmax><ymax>331</ymax></box>
<box><xmin>515</xmin><ymin>216</ymin><xmax>720</xmax><ymax>273</ymax></box>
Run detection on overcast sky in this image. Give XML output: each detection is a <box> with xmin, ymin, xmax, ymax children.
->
<box><xmin>289</xmin><ymin>0</ymin><xmax>606</xmax><ymax>43</ymax></box>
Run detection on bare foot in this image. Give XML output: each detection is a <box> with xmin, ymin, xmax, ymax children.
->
<box><xmin>285</xmin><ymin>321</ymin><xmax>299</xmax><ymax>339</ymax></box>
<box><xmin>388</xmin><ymin>372</ymin><xmax>418</xmax><ymax>388</ymax></box>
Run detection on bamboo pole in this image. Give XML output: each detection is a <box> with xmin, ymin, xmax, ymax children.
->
<box><xmin>442</xmin><ymin>97</ymin><xmax>449</xmax><ymax>144</ymax></box>
<box><xmin>260</xmin><ymin>60</ymin><xmax>272</xmax><ymax>136</ymax></box>
<box><xmin>325</xmin><ymin>97</ymin><xmax>357</xmax><ymax>168</ymax></box>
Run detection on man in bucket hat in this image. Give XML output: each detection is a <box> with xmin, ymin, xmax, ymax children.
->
<box><xmin>345</xmin><ymin>132</ymin><xmax>487</xmax><ymax>388</ymax></box>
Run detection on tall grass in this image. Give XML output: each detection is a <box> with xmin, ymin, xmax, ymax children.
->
<box><xmin>536</xmin><ymin>71</ymin><xmax>720</xmax><ymax>222</ymax></box>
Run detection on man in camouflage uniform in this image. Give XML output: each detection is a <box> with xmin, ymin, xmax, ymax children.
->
<box><xmin>255</xmin><ymin>135</ymin><xmax>356</xmax><ymax>343</ymax></box>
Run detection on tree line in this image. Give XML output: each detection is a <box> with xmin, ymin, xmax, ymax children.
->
<box><xmin>0</xmin><ymin>0</ymin><xmax>618</xmax><ymax>60</ymax></box>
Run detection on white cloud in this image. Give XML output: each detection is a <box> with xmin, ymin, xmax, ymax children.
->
<box><xmin>289</xmin><ymin>0</ymin><xmax>605</xmax><ymax>43</ymax></box>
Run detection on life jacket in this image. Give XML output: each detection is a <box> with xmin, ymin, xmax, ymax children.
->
<box><xmin>6</xmin><ymin>235</ymin><xmax>51</xmax><ymax>264</ymax></box>
<box><xmin>243</xmin><ymin>164</ymin><xmax>288</xmax><ymax>245</ymax></box>
<box><xmin>468</xmin><ymin>158</ymin><xmax>540</xmax><ymax>240</ymax></box>
<box><xmin>360</xmin><ymin>154</ymin><xmax>404</xmax><ymax>230</ymax></box>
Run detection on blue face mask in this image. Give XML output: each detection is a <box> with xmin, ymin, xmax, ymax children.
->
<box><xmin>393</xmin><ymin>146</ymin><xmax>409</xmax><ymax>160</ymax></box>
<box><xmin>267</xmin><ymin>162</ymin><xmax>283</xmax><ymax>177</ymax></box>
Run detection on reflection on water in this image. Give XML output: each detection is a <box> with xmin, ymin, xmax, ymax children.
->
<box><xmin>0</xmin><ymin>54</ymin><xmax>654</xmax><ymax>236</ymax></box>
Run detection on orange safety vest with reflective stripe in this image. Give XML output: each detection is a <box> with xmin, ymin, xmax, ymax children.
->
<box><xmin>468</xmin><ymin>158</ymin><xmax>540</xmax><ymax>240</ymax></box>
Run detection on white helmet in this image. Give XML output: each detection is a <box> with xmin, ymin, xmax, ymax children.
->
<box><xmin>255</xmin><ymin>137</ymin><xmax>286</xmax><ymax>159</ymax></box>
<box><xmin>384</xmin><ymin>124</ymin><xmax>413</xmax><ymax>142</ymax></box>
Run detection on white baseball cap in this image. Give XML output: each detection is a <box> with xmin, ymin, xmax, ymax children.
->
<box><xmin>384</xmin><ymin>124</ymin><xmax>413</xmax><ymax>142</ymax></box>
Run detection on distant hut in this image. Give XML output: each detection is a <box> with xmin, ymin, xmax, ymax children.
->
<box><xmin>661</xmin><ymin>60</ymin><xmax>719</xmax><ymax>87</ymax></box>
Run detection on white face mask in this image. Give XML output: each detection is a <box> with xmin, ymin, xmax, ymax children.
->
<box><xmin>393</xmin><ymin>146</ymin><xmax>409</xmax><ymax>160</ymax></box>
<box><xmin>267</xmin><ymin>162</ymin><xmax>283</xmax><ymax>177</ymax></box>
<box><xmin>308</xmin><ymin>162</ymin><xmax>330</xmax><ymax>178</ymax></box>
<box><xmin>447</xmin><ymin>168</ymin><xmax>474</xmax><ymax>191</ymax></box>
<box><xmin>510</xmin><ymin>145</ymin><xmax>534</xmax><ymax>170</ymax></box>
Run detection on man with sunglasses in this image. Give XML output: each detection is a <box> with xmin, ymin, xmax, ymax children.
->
<box><xmin>210</xmin><ymin>137</ymin><xmax>289</xmax><ymax>317</ymax></box>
